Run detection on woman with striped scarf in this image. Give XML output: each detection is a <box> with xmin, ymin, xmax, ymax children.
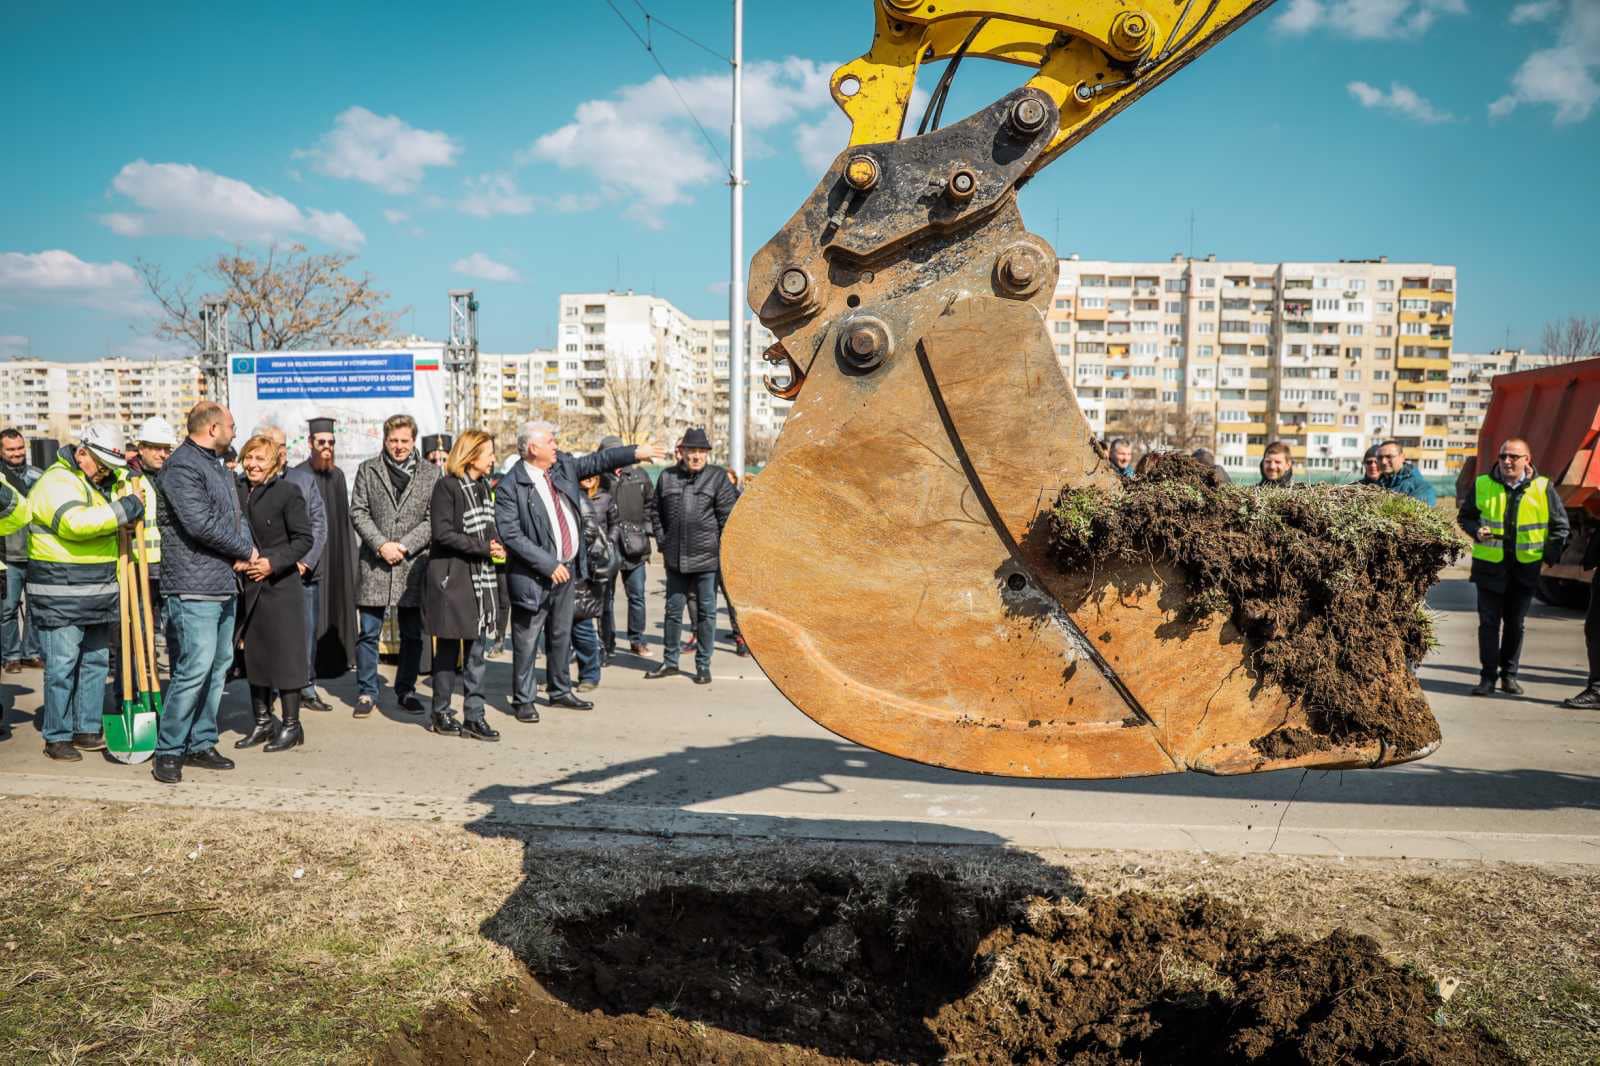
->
<box><xmin>421</xmin><ymin>430</ymin><xmax>506</xmax><ymax>741</ymax></box>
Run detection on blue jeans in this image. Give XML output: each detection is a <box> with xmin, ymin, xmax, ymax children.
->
<box><xmin>605</xmin><ymin>565</ymin><xmax>647</xmax><ymax>647</ymax></box>
<box><xmin>356</xmin><ymin>605</ymin><xmax>422</xmax><ymax>699</ymax></box>
<box><xmin>39</xmin><ymin>623</ymin><xmax>109</xmax><ymax>744</ymax></box>
<box><xmin>2</xmin><ymin>560</ymin><xmax>40</xmax><ymax>663</ymax></box>
<box><xmin>663</xmin><ymin>568</ymin><xmax>717</xmax><ymax>673</ymax></box>
<box><xmin>159</xmin><ymin>597</ymin><xmax>235</xmax><ymax>757</ymax></box>
<box><xmin>572</xmin><ymin>617</ymin><xmax>601</xmax><ymax>684</ymax></box>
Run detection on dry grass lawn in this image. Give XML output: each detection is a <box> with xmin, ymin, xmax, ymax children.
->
<box><xmin>0</xmin><ymin>797</ymin><xmax>1595</xmax><ymax>1064</ymax></box>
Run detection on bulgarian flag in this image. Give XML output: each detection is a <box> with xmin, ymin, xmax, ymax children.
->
<box><xmin>415</xmin><ymin>352</ymin><xmax>440</xmax><ymax>371</ymax></box>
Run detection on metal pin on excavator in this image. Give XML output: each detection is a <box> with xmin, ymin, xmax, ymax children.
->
<box><xmin>720</xmin><ymin>0</ymin><xmax>1443</xmax><ymax>779</ymax></box>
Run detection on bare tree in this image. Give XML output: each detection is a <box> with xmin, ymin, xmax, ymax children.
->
<box><xmin>1541</xmin><ymin>316</ymin><xmax>1600</xmax><ymax>364</ymax></box>
<box><xmin>138</xmin><ymin>243</ymin><xmax>403</xmax><ymax>352</ymax></box>
<box><xmin>602</xmin><ymin>360</ymin><xmax>668</xmax><ymax>444</ymax></box>
<box><xmin>1108</xmin><ymin>400</ymin><xmax>1213</xmax><ymax>457</ymax></box>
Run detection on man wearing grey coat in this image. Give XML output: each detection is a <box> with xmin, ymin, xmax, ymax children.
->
<box><xmin>350</xmin><ymin>414</ymin><xmax>440</xmax><ymax>716</ymax></box>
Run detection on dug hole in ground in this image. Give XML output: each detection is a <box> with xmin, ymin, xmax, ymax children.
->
<box><xmin>5</xmin><ymin>465</ymin><xmax>1594</xmax><ymax>1063</ymax></box>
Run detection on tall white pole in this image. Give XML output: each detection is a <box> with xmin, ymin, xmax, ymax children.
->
<box><xmin>727</xmin><ymin>0</ymin><xmax>747</xmax><ymax>475</ymax></box>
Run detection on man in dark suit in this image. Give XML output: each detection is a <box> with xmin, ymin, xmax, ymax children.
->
<box><xmin>495</xmin><ymin>420</ymin><xmax>663</xmax><ymax>722</ymax></box>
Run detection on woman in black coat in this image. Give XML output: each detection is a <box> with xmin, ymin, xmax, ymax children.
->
<box><xmin>234</xmin><ymin>434</ymin><xmax>314</xmax><ymax>751</ymax></box>
<box><xmin>422</xmin><ymin>430</ymin><xmax>506</xmax><ymax>740</ymax></box>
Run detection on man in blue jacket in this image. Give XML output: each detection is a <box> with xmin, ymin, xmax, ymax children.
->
<box><xmin>494</xmin><ymin>421</ymin><xmax>663</xmax><ymax>723</ymax></box>
<box><xmin>155</xmin><ymin>401</ymin><xmax>258</xmax><ymax>784</ymax></box>
<box><xmin>1376</xmin><ymin>440</ymin><xmax>1437</xmax><ymax>506</ymax></box>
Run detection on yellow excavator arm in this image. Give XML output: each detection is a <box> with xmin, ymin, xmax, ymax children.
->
<box><xmin>721</xmin><ymin>0</ymin><xmax>1441</xmax><ymax>779</ymax></box>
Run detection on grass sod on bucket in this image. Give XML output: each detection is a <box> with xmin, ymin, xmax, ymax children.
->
<box><xmin>1047</xmin><ymin>453</ymin><xmax>1467</xmax><ymax>757</ymax></box>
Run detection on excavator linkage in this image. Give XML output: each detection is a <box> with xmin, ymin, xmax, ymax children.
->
<box><xmin>720</xmin><ymin>1</ymin><xmax>1441</xmax><ymax>778</ymax></box>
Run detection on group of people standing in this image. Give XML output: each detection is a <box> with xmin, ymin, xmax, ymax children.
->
<box><xmin>0</xmin><ymin>402</ymin><xmax>758</xmax><ymax>784</ymax></box>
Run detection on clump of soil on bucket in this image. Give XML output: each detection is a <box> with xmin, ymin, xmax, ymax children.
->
<box><xmin>380</xmin><ymin>870</ymin><xmax>1518</xmax><ymax>1065</ymax></box>
<box><xmin>1047</xmin><ymin>454</ymin><xmax>1465</xmax><ymax>756</ymax></box>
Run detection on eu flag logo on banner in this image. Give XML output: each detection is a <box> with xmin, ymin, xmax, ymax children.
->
<box><xmin>232</xmin><ymin>357</ymin><xmax>256</xmax><ymax>375</ymax></box>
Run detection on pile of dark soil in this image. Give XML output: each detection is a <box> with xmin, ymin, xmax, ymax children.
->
<box><xmin>381</xmin><ymin>872</ymin><xmax>1518</xmax><ymax>1065</ymax></box>
<box><xmin>1048</xmin><ymin>453</ymin><xmax>1466</xmax><ymax>755</ymax></box>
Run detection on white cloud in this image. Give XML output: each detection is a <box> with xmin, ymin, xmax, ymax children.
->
<box><xmin>451</xmin><ymin>252</ymin><xmax>521</xmax><ymax>283</ymax></box>
<box><xmin>459</xmin><ymin>172</ymin><xmax>536</xmax><ymax>218</ymax></box>
<box><xmin>1346</xmin><ymin>80</ymin><xmax>1457</xmax><ymax>122</ymax></box>
<box><xmin>0</xmin><ymin>250</ymin><xmax>146</xmax><ymax>313</ymax></box>
<box><xmin>296</xmin><ymin>106</ymin><xmax>459</xmax><ymax>194</ymax></box>
<box><xmin>1491</xmin><ymin>0</ymin><xmax>1600</xmax><ymax>124</ymax></box>
<box><xmin>0</xmin><ymin>334</ymin><xmax>29</xmax><ymax>357</ymax></box>
<box><xmin>521</xmin><ymin>57</ymin><xmax>839</xmax><ymax>227</ymax></box>
<box><xmin>383</xmin><ymin>208</ymin><xmax>409</xmax><ymax>224</ymax></box>
<box><xmin>1510</xmin><ymin>1</ymin><xmax>1560</xmax><ymax>24</ymax></box>
<box><xmin>101</xmin><ymin>161</ymin><xmax>365</xmax><ymax>249</ymax></box>
<box><xmin>1275</xmin><ymin>0</ymin><xmax>1467</xmax><ymax>39</ymax></box>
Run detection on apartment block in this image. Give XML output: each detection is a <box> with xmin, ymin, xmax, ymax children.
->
<box><xmin>0</xmin><ymin>356</ymin><xmax>202</xmax><ymax>446</ymax></box>
<box><xmin>689</xmin><ymin>317</ymin><xmax>788</xmax><ymax>459</ymax></box>
<box><xmin>1046</xmin><ymin>256</ymin><xmax>1457</xmax><ymax>477</ymax></box>
<box><xmin>557</xmin><ymin>291</ymin><xmax>705</xmax><ymax>444</ymax></box>
<box><xmin>1446</xmin><ymin>348</ymin><xmax>1553</xmax><ymax>470</ymax></box>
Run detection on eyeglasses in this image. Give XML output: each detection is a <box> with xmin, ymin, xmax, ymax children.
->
<box><xmin>1498</xmin><ymin>452</ymin><xmax>1528</xmax><ymax>460</ymax></box>
<box><xmin>312</xmin><ymin>437</ymin><xmax>335</xmax><ymax>446</ymax></box>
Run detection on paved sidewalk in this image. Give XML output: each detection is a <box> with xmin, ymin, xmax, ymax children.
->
<box><xmin>2</xmin><ymin>567</ymin><xmax>1597</xmax><ymax>862</ymax></box>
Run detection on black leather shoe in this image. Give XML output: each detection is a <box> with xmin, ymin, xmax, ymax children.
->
<box><xmin>1470</xmin><ymin>679</ymin><xmax>1496</xmax><ymax>697</ymax></box>
<box><xmin>72</xmin><ymin>732</ymin><xmax>107</xmax><ymax>751</ymax></box>
<box><xmin>1562</xmin><ymin>686</ymin><xmax>1600</xmax><ymax>709</ymax></box>
<box><xmin>694</xmin><ymin>669</ymin><xmax>712</xmax><ymax>685</ymax></box>
<box><xmin>302</xmin><ymin>693</ymin><xmax>334</xmax><ymax>713</ymax></box>
<box><xmin>514</xmin><ymin>704</ymin><xmax>541</xmax><ymax>724</ymax></box>
<box><xmin>548</xmin><ymin>692</ymin><xmax>594</xmax><ymax>710</ymax></box>
<box><xmin>643</xmin><ymin>665</ymin><xmax>680</xmax><ymax>680</ymax></box>
<box><xmin>630</xmin><ymin>641</ymin><xmax>648</xmax><ymax>656</ymax></box>
<box><xmin>396</xmin><ymin>690</ymin><xmax>426</xmax><ymax>715</ymax></box>
<box><xmin>428</xmin><ymin>712</ymin><xmax>462</xmax><ymax>736</ymax></box>
<box><xmin>461</xmin><ymin>719</ymin><xmax>500</xmax><ymax>742</ymax></box>
<box><xmin>1500</xmin><ymin>675</ymin><xmax>1524</xmax><ymax>696</ymax></box>
<box><xmin>354</xmin><ymin>695</ymin><xmax>376</xmax><ymax>718</ymax></box>
<box><xmin>44</xmin><ymin>740</ymin><xmax>82</xmax><ymax>762</ymax></box>
<box><xmin>152</xmin><ymin>755</ymin><xmax>182</xmax><ymax>783</ymax></box>
<box><xmin>184</xmin><ymin>748</ymin><xmax>236</xmax><ymax>770</ymax></box>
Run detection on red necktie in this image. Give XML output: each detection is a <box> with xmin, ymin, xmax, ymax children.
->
<box><xmin>546</xmin><ymin>470</ymin><xmax>573</xmax><ymax>558</ymax></box>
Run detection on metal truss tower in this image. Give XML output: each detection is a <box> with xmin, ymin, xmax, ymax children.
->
<box><xmin>445</xmin><ymin>289</ymin><xmax>479</xmax><ymax>432</ymax></box>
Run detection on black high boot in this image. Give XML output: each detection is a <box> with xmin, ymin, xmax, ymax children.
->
<box><xmin>235</xmin><ymin>686</ymin><xmax>278</xmax><ymax>749</ymax></box>
<box><xmin>264</xmin><ymin>691</ymin><xmax>304</xmax><ymax>752</ymax></box>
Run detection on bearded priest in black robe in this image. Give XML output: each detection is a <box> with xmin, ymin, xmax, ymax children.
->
<box><xmin>296</xmin><ymin>417</ymin><xmax>358</xmax><ymax>699</ymax></box>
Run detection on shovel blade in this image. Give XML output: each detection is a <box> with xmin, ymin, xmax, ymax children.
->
<box><xmin>104</xmin><ymin>704</ymin><xmax>157</xmax><ymax>764</ymax></box>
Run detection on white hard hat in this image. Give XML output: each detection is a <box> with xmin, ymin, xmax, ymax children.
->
<box><xmin>136</xmin><ymin>416</ymin><xmax>178</xmax><ymax>448</ymax></box>
<box><xmin>80</xmin><ymin>422</ymin><xmax>128</xmax><ymax>468</ymax></box>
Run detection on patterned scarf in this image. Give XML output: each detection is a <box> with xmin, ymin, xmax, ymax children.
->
<box><xmin>459</xmin><ymin>476</ymin><xmax>499</xmax><ymax>638</ymax></box>
<box><xmin>382</xmin><ymin>449</ymin><xmax>418</xmax><ymax>498</ymax></box>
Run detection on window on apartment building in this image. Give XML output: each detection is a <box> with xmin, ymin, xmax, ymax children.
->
<box><xmin>1347</xmin><ymin>302</ymin><xmax>1365</xmax><ymax>314</ymax></box>
<box><xmin>1164</xmin><ymin>301</ymin><xmax>1182</xmax><ymax>313</ymax></box>
<box><xmin>1400</xmin><ymin>298</ymin><xmax>1429</xmax><ymax>312</ymax></box>
<box><xmin>1218</xmin><ymin>410</ymin><xmax>1249</xmax><ymax>423</ymax></box>
<box><xmin>1197</xmin><ymin>322</ymin><xmax>1215</xmax><ymax>333</ymax></box>
<box><xmin>1376</xmin><ymin>301</ymin><xmax>1394</xmax><ymax>313</ymax></box>
<box><xmin>564</xmin><ymin>344</ymin><xmax>578</xmax><ymax>353</ymax></box>
<box><xmin>1376</xmin><ymin>325</ymin><xmax>1395</xmax><ymax>337</ymax></box>
<box><xmin>1159</xmin><ymin>390</ymin><xmax>1179</xmax><ymax>403</ymax></box>
<box><xmin>1312</xmin><ymin>389</ymin><xmax>1337</xmax><ymax>401</ymax></box>
<box><xmin>1398</xmin><ymin>413</ymin><xmax>1423</xmax><ymax>428</ymax></box>
<box><xmin>1105</xmin><ymin>387</ymin><xmax>1128</xmax><ymax>399</ymax></box>
<box><xmin>583</xmin><ymin>304</ymin><xmax>604</xmax><ymax>314</ymax></box>
<box><xmin>564</xmin><ymin>306</ymin><xmax>578</xmax><ymax>317</ymax></box>
<box><xmin>1056</xmin><ymin>344</ymin><xmax>1072</xmax><ymax>357</ymax></box>
<box><xmin>1194</xmin><ymin>366</ymin><xmax>1215</xmax><ymax>381</ymax></box>
<box><xmin>1283</xmin><ymin>388</ymin><xmax>1307</xmax><ymax>401</ymax></box>
<box><xmin>1109</xmin><ymin>276</ymin><xmax>1132</xmax><ymax>288</ymax></box>
<box><xmin>1315</xmin><ymin>277</ymin><xmax>1340</xmax><ymax>289</ymax></box>
<box><xmin>1161</xmin><ymin>367</ymin><xmax>1181</xmax><ymax>381</ymax></box>
<box><xmin>1341</xmin><ymin>390</ymin><xmax>1361</xmax><ymax>403</ymax></box>
<box><xmin>1081</xmin><ymin>275</ymin><xmax>1105</xmax><ymax>287</ymax></box>
<box><xmin>1130</xmin><ymin>321</ymin><xmax>1157</xmax><ymax>333</ymax></box>
<box><xmin>1374</xmin><ymin>392</ymin><xmax>1390</xmax><ymax>404</ymax></box>
<box><xmin>1378</xmin><ymin>279</ymin><xmax>1395</xmax><ymax>291</ymax></box>
<box><xmin>1054</xmin><ymin>321</ymin><xmax>1071</xmax><ymax>333</ymax></box>
<box><xmin>1198</xmin><ymin>299</ymin><xmax>1216</xmax><ymax>312</ymax></box>
<box><xmin>1344</xmin><ymin>369</ymin><xmax>1362</xmax><ymax>381</ymax></box>
<box><xmin>1165</xmin><ymin>279</ymin><xmax>1187</xmax><ymax>292</ymax></box>
<box><xmin>1346</xmin><ymin>324</ymin><xmax>1364</xmax><ymax>336</ymax></box>
<box><xmin>1423</xmin><ymin>436</ymin><xmax>1446</xmax><ymax>449</ymax></box>
<box><xmin>1198</xmin><ymin>277</ymin><xmax>1217</xmax><ymax>289</ymax></box>
<box><xmin>1432</xmin><ymin>278</ymin><xmax>1453</xmax><ymax>292</ymax></box>
<box><xmin>1250</xmin><ymin>322</ymin><xmax>1270</xmax><ymax>335</ymax></box>
<box><xmin>1196</xmin><ymin>345</ymin><xmax>1214</xmax><ymax>357</ymax></box>
<box><xmin>1128</xmin><ymin>343</ymin><xmax>1156</xmax><ymax>355</ymax></box>
<box><xmin>1343</xmin><ymin>415</ymin><xmax>1360</xmax><ymax>427</ymax></box>
<box><xmin>1373</xmin><ymin>370</ymin><xmax>1392</xmax><ymax>382</ymax></box>
<box><xmin>1132</xmin><ymin>365</ymin><xmax>1156</xmax><ymax>377</ymax></box>
<box><xmin>1135</xmin><ymin>276</ymin><xmax>1158</xmax><ymax>288</ymax></box>
<box><xmin>1108</xmin><ymin>299</ymin><xmax>1131</xmax><ymax>313</ymax></box>
<box><xmin>1402</xmin><ymin>322</ymin><xmax>1425</xmax><ymax>335</ymax></box>
<box><xmin>1314</xmin><ymin>298</ymin><xmax>1338</xmax><ymax>311</ymax></box>
<box><xmin>1080</xmin><ymin>295</ymin><xmax>1105</xmax><ymax>308</ymax></box>
<box><xmin>1108</xmin><ymin>321</ymin><xmax>1130</xmax><ymax>334</ymax></box>
<box><xmin>1078</xmin><ymin>363</ymin><xmax>1103</xmax><ymax>376</ymax></box>
<box><xmin>1220</xmin><ymin>432</ymin><xmax>1245</xmax><ymax>445</ymax></box>
<box><xmin>1348</xmin><ymin>279</ymin><xmax>1366</xmax><ymax>291</ymax></box>
<box><xmin>565</xmin><ymin>361</ymin><xmax>579</xmax><ymax>370</ymax></box>
<box><xmin>1079</xmin><ymin>341</ymin><xmax>1106</xmax><ymax>353</ymax></box>
<box><xmin>1162</xmin><ymin>323</ymin><xmax>1184</xmax><ymax>336</ymax></box>
<box><xmin>1375</xmin><ymin>347</ymin><xmax>1392</xmax><ymax>359</ymax></box>
<box><xmin>1054</xmin><ymin>299</ymin><xmax>1071</xmax><ymax>309</ymax></box>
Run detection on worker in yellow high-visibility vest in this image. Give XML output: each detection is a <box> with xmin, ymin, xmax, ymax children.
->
<box><xmin>132</xmin><ymin>417</ymin><xmax>179</xmax><ymax>648</ymax></box>
<box><xmin>1457</xmin><ymin>437</ymin><xmax>1569</xmax><ymax>698</ymax></box>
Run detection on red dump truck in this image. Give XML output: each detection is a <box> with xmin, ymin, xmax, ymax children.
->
<box><xmin>1466</xmin><ymin>355</ymin><xmax>1600</xmax><ymax>606</ymax></box>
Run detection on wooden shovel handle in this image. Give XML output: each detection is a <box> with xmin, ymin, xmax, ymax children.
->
<box><xmin>133</xmin><ymin>518</ymin><xmax>159</xmax><ymax>695</ymax></box>
<box><xmin>117</xmin><ymin>529</ymin><xmax>133</xmax><ymax>702</ymax></box>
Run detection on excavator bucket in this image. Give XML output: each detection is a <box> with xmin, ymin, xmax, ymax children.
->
<box><xmin>720</xmin><ymin>1</ymin><xmax>1442</xmax><ymax>778</ymax></box>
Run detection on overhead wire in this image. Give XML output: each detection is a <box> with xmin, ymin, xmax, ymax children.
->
<box><xmin>603</xmin><ymin>0</ymin><xmax>730</xmax><ymax>172</ymax></box>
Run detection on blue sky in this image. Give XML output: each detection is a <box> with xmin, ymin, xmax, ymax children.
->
<box><xmin>1</xmin><ymin>0</ymin><xmax>1596</xmax><ymax>360</ymax></box>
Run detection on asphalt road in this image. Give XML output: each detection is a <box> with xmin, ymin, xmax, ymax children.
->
<box><xmin>2</xmin><ymin>565</ymin><xmax>1596</xmax><ymax>863</ymax></box>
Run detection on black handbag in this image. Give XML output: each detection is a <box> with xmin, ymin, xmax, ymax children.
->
<box><xmin>617</xmin><ymin>521</ymin><xmax>650</xmax><ymax>564</ymax></box>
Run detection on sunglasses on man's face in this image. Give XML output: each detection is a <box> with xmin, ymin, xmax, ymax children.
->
<box><xmin>1499</xmin><ymin>452</ymin><xmax>1528</xmax><ymax>460</ymax></box>
<box><xmin>313</xmin><ymin>437</ymin><xmax>335</xmax><ymax>447</ymax></box>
